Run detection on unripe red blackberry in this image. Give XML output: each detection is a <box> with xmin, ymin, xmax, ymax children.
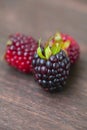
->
<box><xmin>4</xmin><ymin>33</ymin><xmax>38</xmax><ymax>73</ymax></box>
<box><xmin>32</xmin><ymin>39</ymin><xmax>70</xmax><ymax>92</ymax></box>
<box><xmin>47</xmin><ymin>32</ymin><xmax>80</xmax><ymax>64</ymax></box>
<box><xmin>61</xmin><ymin>33</ymin><xmax>80</xmax><ymax>64</ymax></box>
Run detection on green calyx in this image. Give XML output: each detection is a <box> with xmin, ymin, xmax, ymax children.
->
<box><xmin>37</xmin><ymin>39</ymin><xmax>46</xmax><ymax>59</ymax></box>
<box><xmin>6</xmin><ymin>40</ymin><xmax>12</xmax><ymax>46</ymax></box>
<box><xmin>37</xmin><ymin>32</ymin><xmax>71</xmax><ymax>60</ymax></box>
<box><xmin>54</xmin><ymin>32</ymin><xmax>62</xmax><ymax>41</ymax></box>
<box><xmin>37</xmin><ymin>37</ymin><xmax>61</xmax><ymax>60</ymax></box>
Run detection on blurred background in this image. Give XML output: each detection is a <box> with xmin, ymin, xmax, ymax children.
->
<box><xmin>0</xmin><ymin>1</ymin><xmax>87</xmax><ymax>130</ymax></box>
<box><xmin>0</xmin><ymin>0</ymin><xmax>87</xmax><ymax>55</ymax></box>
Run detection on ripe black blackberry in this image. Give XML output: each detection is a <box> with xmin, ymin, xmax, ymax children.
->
<box><xmin>32</xmin><ymin>39</ymin><xmax>70</xmax><ymax>92</ymax></box>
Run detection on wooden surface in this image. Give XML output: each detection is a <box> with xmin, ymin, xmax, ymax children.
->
<box><xmin>0</xmin><ymin>0</ymin><xmax>87</xmax><ymax>130</ymax></box>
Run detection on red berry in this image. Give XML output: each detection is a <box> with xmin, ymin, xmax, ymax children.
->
<box><xmin>61</xmin><ymin>33</ymin><xmax>80</xmax><ymax>64</ymax></box>
<box><xmin>4</xmin><ymin>33</ymin><xmax>38</xmax><ymax>73</ymax></box>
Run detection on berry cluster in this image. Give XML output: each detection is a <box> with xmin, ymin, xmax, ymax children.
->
<box><xmin>4</xmin><ymin>32</ymin><xmax>80</xmax><ymax>92</ymax></box>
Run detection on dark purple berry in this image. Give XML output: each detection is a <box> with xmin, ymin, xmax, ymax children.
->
<box><xmin>32</xmin><ymin>50</ymin><xmax>70</xmax><ymax>92</ymax></box>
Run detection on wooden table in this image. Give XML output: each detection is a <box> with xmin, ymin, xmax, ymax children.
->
<box><xmin>0</xmin><ymin>0</ymin><xmax>87</xmax><ymax>130</ymax></box>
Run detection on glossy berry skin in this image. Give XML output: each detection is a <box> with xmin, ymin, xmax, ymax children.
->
<box><xmin>32</xmin><ymin>50</ymin><xmax>70</xmax><ymax>92</ymax></box>
<box><xmin>5</xmin><ymin>33</ymin><xmax>37</xmax><ymax>73</ymax></box>
<box><xmin>61</xmin><ymin>33</ymin><xmax>80</xmax><ymax>64</ymax></box>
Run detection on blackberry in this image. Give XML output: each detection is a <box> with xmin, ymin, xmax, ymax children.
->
<box><xmin>4</xmin><ymin>33</ymin><xmax>37</xmax><ymax>73</ymax></box>
<box><xmin>32</xmin><ymin>39</ymin><xmax>70</xmax><ymax>92</ymax></box>
<box><xmin>47</xmin><ymin>32</ymin><xmax>80</xmax><ymax>64</ymax></box>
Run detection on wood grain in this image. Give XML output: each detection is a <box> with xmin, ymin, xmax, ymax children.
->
<box><xmin>0</xmin><ymin>0</ymin><xmax>87</xmax><ymax>130</ymax></box>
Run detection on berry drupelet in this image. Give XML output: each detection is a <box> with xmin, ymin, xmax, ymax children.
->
<box><xmin>32</xmin><ymin>39</ymin><xmax>70</xmax><ymax>92</ymax></box>
<box><xmin>4</xmin><ymin>33</ymin><xmax>38</xmax><ymax>73</ymax></box>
